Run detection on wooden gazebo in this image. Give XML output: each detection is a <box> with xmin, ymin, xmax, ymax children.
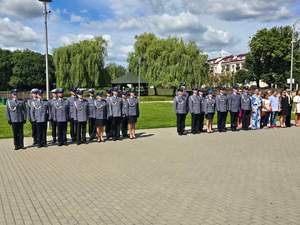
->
<box><xmin>111</xmin><ymin>73</ymin><xmax>148</xmax><ymax>96</ymax></box>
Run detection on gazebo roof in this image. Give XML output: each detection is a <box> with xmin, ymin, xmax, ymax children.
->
<box><xmin>111</xmin><ymin>72</ymin><xmax>148</xmax><ymax>85</ymax></box>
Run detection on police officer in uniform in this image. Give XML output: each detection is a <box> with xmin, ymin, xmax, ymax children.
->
<box><xmin>241</xmin><ymin>87</ymin><xmax>252</xmax><ymax>130</ymax></box>
<box><xmin>6</xmin><ymin>89</ymin><xmax>27</xmax><ymax>150</ymax></box>
<box><xmin>87</xmin><ymin>88</ymin><xmax>96</xmax><ymax>141</ymax></box>
<box><xmin>121</xmin><ymin>91</ymin><xmax>129</xmax><ymax>138</ymax></box>
<box><xmin>27</xmin><ymin>88</ymin><xmax>38</xmax><ymax>145</ymax></box>
<box><xmin>108</xmin><ymin>87</ymin><xmax>123</xmax><ymax>141</ymax></box>
<box><xmin>216</xmin><ymin>88</ymin><xmax>228</xmax><ymax>132</ymax></box>
<box><xmin>189</xmin><ymin>88</ymin><xmax>201</xmax><ymax>134</ymax></box>
<box><xmin>75</xmin><ymin>90</ymin><xmax>89</xmax><ymax>145</ymax></box>
<box><xmin>174</xmin><ymin>88</ymin><xmax>188</xmax><ymax>135</ymax></box>
<box><xmin>228</xmin><ymin>86</ymin><xmax>241</xmax><ymax>131</ymax></box>
<box><xmin>31</xmin><ymin>90</ymin><xmax>49</xmax><ymax>148</ymax></box>
<box><xmin>204</xmin><ymin>89</ymin><xmax>216</xmax><ymax>133</ymax></box>
<box><xmin>199</xmin><ymin>90</ymin><xmax>205</xmax><ymax>133</ymax></box>
<box><xmin>67</xmin><ymin>87</ymin><xmax>78</xmax><ymax>143</ymax></box>
<box><xmin>49</xmin><ymin>89</ymin><xmax>58</xmax><ymax>144</ymax></box>
<box><xmin>95</xmin><ymin>92</ymin><xmax>108</xmax><ymax>142</ymax></box>
<box><xmin>127</xmin><ymin>90</ymin><xmax>140</xmax><ymax>139</ymax></box>
<box><xmin>105</xmin><ymin>89</ymin><xmax>112</xmax><ymax>140</ymax></box>
<box><xmin>54</xmin><ymin>88</ymin><xmax>69</xmax><ymax>146</ymax></box>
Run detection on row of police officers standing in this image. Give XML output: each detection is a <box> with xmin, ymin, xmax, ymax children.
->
<box><xmin>6</xmin><ymin>87</ymin><xmax>140</xmax><ymax>150</ymax></box>
<box><xmin>174</xmin><ymin>86</ymin><xmax>252</xmax><ymax>135</ymax></box>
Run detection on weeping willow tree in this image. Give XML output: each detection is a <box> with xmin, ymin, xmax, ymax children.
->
<box><xmin>128</xmin><ymin>33</ymin><xmax>209</xmax><ymax>94</ymax></box>
<box><xmin>53</xmin><ymin>37</ymin><xmax>107</xmax><ymax>88</ymax></box>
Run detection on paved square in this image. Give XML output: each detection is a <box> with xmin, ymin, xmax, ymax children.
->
<box><xmin>0</xmin><ymin>127</ymin><xmax>300</xmax><ymax>225</ymax></box>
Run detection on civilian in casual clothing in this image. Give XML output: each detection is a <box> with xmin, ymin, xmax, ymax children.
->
<box><xmin>261</xmin><ymin>93</ymin><xmax>271</xmax><ymax>128</ymax></box>
<box><xmin>269</xmin><ymin>91</ymin><xmax>280</xmax><ymax>128</ymax></box>
<box><xmin>293</xmin><ymin>90</ymin><xmax>300</xmax><ymax>127</ymax></box>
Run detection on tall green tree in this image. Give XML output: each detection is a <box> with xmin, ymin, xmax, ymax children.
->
<box><xmin>9</xmin><ymin>49</ymin><xmax>55</xmax><ymax>90</ymax></box>
<box><xmin>104</xmin><ymin>63</ymin><xmax>126</xmax><ymax>85</ymax></box>
<box><xmin>0</xmin><ymin>49</ymin><xmax>12</xmax><ymax>90</ymax></box>
<box><xmin>246</xmin><ymin>26</ymin><xmax>300</xmax><ymax>88</ymax></box>
<box><xmin>53</xmin><ymin>37</ymin><xmax>107</xmax><ymax>89</ymax></box>
<box><xmin>128</xmin><ymin>33</ymin><xmax>208</xmax><ymax>94</ymax></box>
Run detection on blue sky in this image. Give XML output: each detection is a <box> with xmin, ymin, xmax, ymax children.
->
<box><xmin>0</xmin><ymin>0</ymin><xmax>299</xmax><ymax>66</ymax></box>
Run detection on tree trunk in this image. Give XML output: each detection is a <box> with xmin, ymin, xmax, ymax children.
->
<box><xmin>154</xmin><ymin>86</ymin><xmax>158</xmax><ymax>96</ymax></box>
<box><xmin>172</xmin><ymin>87</ymin><xmax>176</xmax><ymax>96</ymax></box>
<box><xmin>256</xmin><ymin>79</ymin><xmax>260</xmax><ymax>88</ymax></box>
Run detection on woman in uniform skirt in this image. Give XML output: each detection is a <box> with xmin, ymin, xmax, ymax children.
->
<box><xmin>204</xmin><ymin>89</ymin><xmax>216</xmax><ymax>133</ymax></box>
<box><xmin>95</xmin><ymin>92</ymin><xmax>108</xmax><ymax>142</ymax></box>
<box><xmin>127</xmin><ymin>90</ymin><xmax>139</xmax><ymax>139</ymax></box>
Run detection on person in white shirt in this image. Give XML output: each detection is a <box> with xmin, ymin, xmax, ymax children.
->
<box><xmin>293</xmin><ymin>90</ymin><xmax>300</xmax><ymax>127</ymax></box>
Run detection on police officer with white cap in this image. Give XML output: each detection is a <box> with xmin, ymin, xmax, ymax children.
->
<box><xmin>31</xmin><ymin>90</ymin><xmax>49</xmax><ymax>148</ymax></box>
<box><xmin>6</xmin><ymin>89</ymin><xmax>27</xmax><ymax>150</ymax></box>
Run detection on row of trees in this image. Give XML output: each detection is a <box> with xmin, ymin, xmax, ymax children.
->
<box><xmin>0</xmin><ymin>49</ymin><xmax>55</xmax><ymax>90</ymax></box>
<box><xmin>1</xmin><ymin>26</ymin><xmax>299</xmax><ymax>91</ymax></box>
<box><xmin>236</xmin><ymin>26</ymin><xmax>300</xmax><ymax>88</ymax></box>
<box><xmin>128</xmin><ymin>33</ymin><xmax>209</xmax><ymax>93</ymax></box>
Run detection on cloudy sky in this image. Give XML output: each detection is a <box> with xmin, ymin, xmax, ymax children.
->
<box><xmin>0</xmin><ymin>0</ymin><xmax>299</xmax><ymax>65</ymax></box>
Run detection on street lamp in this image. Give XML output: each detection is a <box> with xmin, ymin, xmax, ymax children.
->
<box><xmin>39</xmin><ymin>0</ymin><xmax>52</xmax><ymax>100</ymax></box>
<box><xmin>138</xmin><ymin>57</ymin><xmax>141</xmax><ymax>99</ymax></box>
<box><xmin>290</xmin><ymin>19</ymin><xmax>300</xmax><ymax>91</ymax></box>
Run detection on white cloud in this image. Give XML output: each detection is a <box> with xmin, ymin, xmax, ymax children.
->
<box><xmin>102</xmin><ymin>34</ymin><xmax>113</xmax><ymax>48</ymax></box>
<box><xmin>83</xmin><ymin>12</ymin><xmax>236</xmax><ymax>52</ymax></box>
<box><xmin>70</xmin><ymin>14</ymin><xmax>83</xmax><ymax>23</ymax></box>
<box><xmin>0</xmin><ymin>0</ymin><xmax>43</xmax><ymax>19</ymax></box>
<box><xmin>60</xmin><ymin>34</ymin><xmax>95</xmax><ymax>46</ymax></box>
<box><xmin>185</xmin><ymin>0</ymin><xmax>292</xmax><ymax>22</ymax></box>
<box><xmin>0</xmin><ymin>17</ymin><xmax>39</xmax><ymax>48</ymax></box>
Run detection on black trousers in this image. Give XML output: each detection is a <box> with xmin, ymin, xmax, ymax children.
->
<box><xmin>57</xmin><ymin>122</ymin><xmax>67</xmax><ymax>145</ymax></box>
<box><xmin>111</xmin><ymin>117</ymin><xmax>121</xmax><ymax>140</ymax></box>
<box><xmin>230</xmin><ymin>112</ymin><xmax>239</xmax><ymax>130</ymax></box>
<box><xmin>191</xmin><ymin>114</ymin><xmax>200</xmax><ymax>134</ymax></box>
<box><xmin>242</xmin><ymin>110</ymin><xmax>251</xmax><ymax>130</ymax></box>
<box><xmin>176</xmin><ymin>113</ymin><xmax>186</xmax><ymax>135</ymax></box>
<box><xmin>285</xmin><ymin>107</ymin><xmax>292</xmax><ymax>127</ymax></box>
<box><xmin>106</xmin><ymin>117</ymin><xmax>112</xmax><ymax>139</ymax></box>
<box><xmin>11</xmin><ymin>122</ymin><xmax>24</xmax><ymax>149</ymax></box>
<box><xmin>31</xmin><ymin>121</ymin><xmax>37</xmax><ymax>144</ymax></box>
<box><xmin>217</xmin><ymin>111</ymin><xmax>227</xmax><ymax>131</ymax></box>
<box><xmin>88</xmin><ymin>118</ymin><xmax>96</xmax><ymax>140</ymax></box>
<box><xmin>50</xmin><ymin>120</ymin><xmax>57</xmax><ymax>142</ymax></box>
<box><xmin>77</xmin><ymin>121</ymin><xmax>87</xmax><ymax>144</ymax></box>
<box><xmin>121</xmin><ymin>116</ymin><xmax>128</xmax><ymax>137</ymax></box>
<box><xmin>199</xmin><ymin>113</ymin><xmax>205</xmax><ymax>132</ymax></box>
<box><xmin>69</xmin><ymin>118</ymin><xmax>77</xmax><ymax>142</ymax></box>
<box><xmin>37</xmin><ymin>122</ymin><xmax>47</xmax><ymax>147</ymax></box>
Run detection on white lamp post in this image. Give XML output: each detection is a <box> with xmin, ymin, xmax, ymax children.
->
<box><xmin>39</xmin><ymin>0</ymin><xmax>52</xmax><ymax>100</ymax></box>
